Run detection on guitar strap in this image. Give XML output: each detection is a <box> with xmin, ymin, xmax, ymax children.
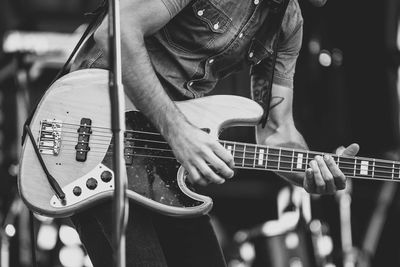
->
<box><xmin>249</xmin><ymin>0</ymin><xmax>291</xmax><ymax>128</ymax></box>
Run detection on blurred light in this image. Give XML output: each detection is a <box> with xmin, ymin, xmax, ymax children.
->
<box><xmin>239</xmin><ymin>242</ymin><xmax>255</xmax><ymax>262</ymax></box>
<box><xmin>397</xmin><ymin>18</ymin><xmax>400</xmax><ymax>50</ymax></box>
<box><xmin>308</xmin><ymin>38</ymin><xmax>321</xmax><ymax>55</ymax></box>
<box><xmin>331</xmin><ymin>48</ymin><xmax>344</xmax><ymax>67</ymax></box>
<box><xmin>34</xmin><ymin>214</ymin><xmax>54</xmax><ymax>223</ymax></box>
<box><xmin>289</xmin><ymin>258</ymin><xmax>303</xmax><ymax>267</ymax></box>
<box><xmin>59</xmin><ymin>245</ymin><xmax>85</xmax><ymax>267</ymax></box>
<box><xmin>59</xmin><ymin>225</ymin><xmax>81</xmax><ymax>246</ymax></box>
<box><xmin>84</xmin><ymin>255</ymin><xmax>94</xmax><ymax>267</ymax></box>
<box><xmin>37</xmin><ymin>224</ymin><xmax>58</xmax><ymax>250</ymax></box>
<box><xmin>228</xmin><ymin>259</ymin><xmax>247</xmax><ymax>267</ymax></box>
<box><xmin>285</xmin><ymin>232</ymin><xmax>300</xmax><ymax>249</ymax></box>
<box><xmin>310</xmin><ymin>220</ymin><xmax>322</xmax><ymax>233</ymax></box>
<box><xmin>317</xmin><ymin>235</ymin><xmax>334</xmax><ymax>256</ymax></box>
<box><xmin>325</xmin><ymin>263</ymin><xmax>336</xmax><ymax>267</ymax></box>
<box><xmin>319</xmin><ymin>50</ymin><xmax>332</xmax><ymax>67</ymax></box>
<box><xmin>5</xmin><ymin>224</ymin><xmax>16</xmax><ymax>237</ymax></box>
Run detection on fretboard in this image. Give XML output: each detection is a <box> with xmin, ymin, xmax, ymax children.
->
<box><xmin>220</xmin><ymin>140</ymin><xmax>400</xmax><ymax>182</ymax></box>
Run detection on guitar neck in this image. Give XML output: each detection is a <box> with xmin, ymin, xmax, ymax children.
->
<box><xmin>220</xmin><ymin>140</ymin><xmax>400</xmax><ymax>182</ymax></box>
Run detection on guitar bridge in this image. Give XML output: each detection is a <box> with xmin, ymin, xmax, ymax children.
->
<box><xmin>38</xmin><ymin>120</ymin><xmax>63</xmax><ymax>155</ymax></box>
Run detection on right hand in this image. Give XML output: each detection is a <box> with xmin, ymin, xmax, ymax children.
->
<box><xmin>166</xmin><ymin>122</ymin><xmax>235</xmax><ymax>186</ymax></box>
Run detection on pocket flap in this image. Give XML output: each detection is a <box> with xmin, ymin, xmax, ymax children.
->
<box><xmin>192</xmin><ymin>0</ymin><xmax>231</xmax><ymax>33</ymax></box>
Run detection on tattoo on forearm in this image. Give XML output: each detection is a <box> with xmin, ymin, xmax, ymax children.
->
<box><xmin>269</xmin><ymin>96</ymin><xmax>284</xmax><ymax>110</ymax></box>
<box><xmin>252</xmin><ymin>77</ymin><xmax>285</xmax><ymax>111</ymax></box>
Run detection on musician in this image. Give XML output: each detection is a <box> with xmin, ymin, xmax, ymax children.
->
<box><xmin>70</xmin><ymin>0</ymin><xmax>359</xmax><ymax>266</ymax></box>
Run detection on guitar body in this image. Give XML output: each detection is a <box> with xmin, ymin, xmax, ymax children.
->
<box><xmin>18</xmin><ymin>69</ymin><xmax>264</xmax><ymax>218</ymax></box>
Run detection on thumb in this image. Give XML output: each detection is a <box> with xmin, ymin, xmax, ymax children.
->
<box><xmin>340</xmin><ymin>143</ymin><xmax>360</xmax><ymax>156</ymax></box>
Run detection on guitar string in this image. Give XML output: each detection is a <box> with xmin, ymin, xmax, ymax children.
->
<box><xmin>50</xmin><ymin>138</ymin><xmax>400</xmax><ymax>174</ymax></box>
<box><xmin>55</xmin><ymin>145</ymin><xmax>398</xmax><ymax>177</ymax></box>
<box><xmin>55</xmin><ymin>134</ymin><xmax>400</xmax><ymax>173</ymax></box>
<box><xmin>50</xmin><ymin>150</ymin><xmax>397</xmax><ymax>180</ymax></box>
<box><xmin>46</xmin><ymin>124</ymin><xmax>398</xmax><ymax>165</ymax></box>
<box><xmin>55</xmin><ymin>126</ymin><xmax>400</xmax><ymax>166</ymax></box>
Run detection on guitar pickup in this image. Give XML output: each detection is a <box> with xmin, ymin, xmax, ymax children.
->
<box><xmin>75</xmin><ymin>118</ymin><xmax>92</xmax><ymax>162</ymax></box>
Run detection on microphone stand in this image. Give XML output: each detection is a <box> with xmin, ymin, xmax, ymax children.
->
<box><xmin>107</xmin><ymin>0</ymin><xmax>129</xmax><ymax>266</ymax></box>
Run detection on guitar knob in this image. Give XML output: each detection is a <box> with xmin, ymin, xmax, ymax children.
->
<box><xmin>73</xmin><ymin>186</ymin><xmax>82</xmax><ymax>196</ymax></box>
<box><xmin>101</xmin><ymin>171</ymin><xmax>113</xmax><ymax>183</ymax></box>
<box><xmin>86</xmin><ymin>178</ymin><xmax>98</xmax><ymax>190</ymax></box>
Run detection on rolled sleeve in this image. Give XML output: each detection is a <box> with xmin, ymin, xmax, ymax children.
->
<box><xmin>252</xmin><ymin>0</ymin><xmax>303</xmax><ymax>89</ymax></box>
<box><xmin>273</xmin><ymin>0</ymin><xmax>303</xmax><ymax>88</ymax></box>
<box><xmin>159</xmin><ymin>0</ymin><xmax>191</xmax><ymax>18</ymax></box>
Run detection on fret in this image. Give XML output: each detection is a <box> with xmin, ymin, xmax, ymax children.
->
<box><xmin>339</xmin><ymin>157</ymin><xmax>356</xmax><ymax>177</ymax></box>
<box><xmin>242</xmin><ymin>144</ymin><xmax>246</xmax><ymax>167</ymax></box>
<box><xmin>253</xmin><ymin>145</ymin><xmax>257</xmax><ymax>168</ymax></box>
<box><xmin>374</xmin><ymin>160</ymin><xmax>394</xmax><ymax>180</ymax></box>
<box><xmin>267</xmin><ymin>147</ymin><xmax>279</xmax><ymax>170</ymax></box>
<box><xmin>291</xmin><ymin>149</ymin><xmax>295</xmax><ymax>172</ymax></box>
<box><xmin>265</xmin><ymin>147</ymin><xmax>269</xmax><ymax>169</ymax></box>
<box><xmin>393</xmin><ymin>162</ymin><xmax>400</xmax><ymax>180</ymax></box>
<box><xmin>280</xmin><ymin>149</ymin><xmax>293</xmax><ymax>171</ymax></box>
<box><xmin>353</xmin><ymin>158</ymin><xmax>356</xmax><ymax>177</ymax></box>
<box><xmin>277</xmin><ymin>148</ymin><xmax>282</xmax><ymax>171</ymax></box>
<box><xmin>234</xmin><ymin>143</ymin><xmax>244</xmax><ymax>166</ymax></box>
<box><xmin>243</xmin><ymin>145</ymin><xmax>256</xmax><ymax>168</ymax></box>
<box><xmin>372</xmin><ymin>159</ymin><xmax>375</xmax><ymax>178</ymax></box>
<box><xmin>392</xmin><ymin>162</ymin><xmax>395</xmax><ymax>179</ymax></box>
<box><xmin>336</xmin><ymin>155</ymin><xmax>340</xmax><ymax>169</ymax></box>
<box><xmin>233</xmin><ymin>143</ymin><xmax>240</xmax><ymax>166</ymax></box>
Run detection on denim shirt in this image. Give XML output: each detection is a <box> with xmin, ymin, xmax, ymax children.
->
<box><xmin>72</xmin><ymin>0</ymin><xmax>303</xmax><ymax>99</ymax></box>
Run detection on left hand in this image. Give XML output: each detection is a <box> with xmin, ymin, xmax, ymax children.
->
<box><xmin>303</xmin><ymin>143</ymin><xmax>360</xmax><ymax>194</ymax></box>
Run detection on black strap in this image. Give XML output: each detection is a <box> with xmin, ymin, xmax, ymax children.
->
<box><xmin>25</xmin><ymin>124</ymin><xmax>66</xmax><ymax>200</ymax></box>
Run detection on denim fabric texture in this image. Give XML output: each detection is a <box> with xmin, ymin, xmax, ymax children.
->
<box><xmin>72</xmin><ymin>0</ymin><xmax>303</xmax><ymax>98</ymax></box>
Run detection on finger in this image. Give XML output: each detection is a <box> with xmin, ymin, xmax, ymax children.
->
<box><xmin>341</xmin><ymin>143</ymin><xmax>360</xmax><ymax>156</ymax></box>
<box><xmin>213</xmin><ymin>143</ymin><xmax>235</xmax><ymax>169</ymax></box>
<box><xmin>335</xmin><ymin>146</ymin><xmax>345</xmax><ymax>155</ymax></box>
<box><xmin>304</xmin><ymin>168</ymin><xmax>315</xmax><ymax>193</ymax></box>
<box><xmin>197</xmin><ymin>161</ymin><xmax>225</xmax><ymax>184</ymax></box>
<box><xmin>185</xmin><ymin>165</ymin><xmax>208</xmax><ymax>186</ymax></box>
<box><xmin>323</xmin><ymin>154</ymin><xmax>346</xmax><ymax>190</ymax></box>
<box><xmin>309</xmin><ymin>159</ymin><xmax>325</xmax><ymax>194</ymax></box>
<box><xmin>205</xmin><ymin>151</ymin><xmax>234</xmax><ymax>179</ymax></box>
<box><xmin>316</xmin><ymin>155</ymin><xmax>336</xmax><ymax>194</ymax></box>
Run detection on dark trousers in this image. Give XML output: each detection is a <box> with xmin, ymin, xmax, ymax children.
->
<box><xmin>71</xmin><ymin>202</ymin><xmax>226</xmax><ymax>267</ymax></box>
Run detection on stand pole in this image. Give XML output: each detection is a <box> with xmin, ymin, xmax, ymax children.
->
<box><xmin>107</xmin><ymin>0</ymin><xmax>129</xmax><ymax>267</ymax></box>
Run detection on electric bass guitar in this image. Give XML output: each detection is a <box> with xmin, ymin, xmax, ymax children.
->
<box><xmin>18</xmin><ymin>69</ymin><xmax>400</xmax><ymax>218</ymax></box>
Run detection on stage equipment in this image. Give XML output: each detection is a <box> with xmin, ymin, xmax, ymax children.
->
<box><xmin>232</xmin><ymin>187</ymin><xmax>335</xmax><ymax>267</ymax></box>
<box><xmin>105</xmin><ymin>0</ymin><xmax>129</xmax><ymax>266</ymax></box>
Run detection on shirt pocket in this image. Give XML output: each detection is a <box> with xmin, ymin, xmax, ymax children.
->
<box><xmin>162</xmin><ymin>0</ymin><xmax>232</xmax><ymax>54</ymax></box>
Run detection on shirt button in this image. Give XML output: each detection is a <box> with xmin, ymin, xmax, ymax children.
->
<box><xmin>208</xmin><ymin>59</ymin><xmax>214</xmax><ymax>64</ymax></box>
<box><xmin>197</xmin><ymin>9</ymin><xmax>204</xmax><ymax>16</ymax></box>
<box><xmin>254</xmin><ymin>0</ymin><xmax>260</xmax><ymax>5</ymax></box>
<box><xmin>188</xmin><ymin>81</ymin><xmax>194</xmax><ymax>87</ymax></box>
<box><xmin>213</xmin><ymin>22</ymin><xmax>220</xmax><ymax>30</ymax></box>
<box><xmin>239</xmin><ymin>33</ymin><xmax>244</xmax><ymax>38</ymax></box>
<box><xmin>249</xmin><ymin>52</ymin><xmax>254</xmax><ymax>58</ymax></box>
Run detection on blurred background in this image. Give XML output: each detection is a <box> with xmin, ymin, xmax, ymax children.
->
<box><xmin>0</xmin><ymin>0</ymin><xmax>399</xmax><ymax>266</ymax></box>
